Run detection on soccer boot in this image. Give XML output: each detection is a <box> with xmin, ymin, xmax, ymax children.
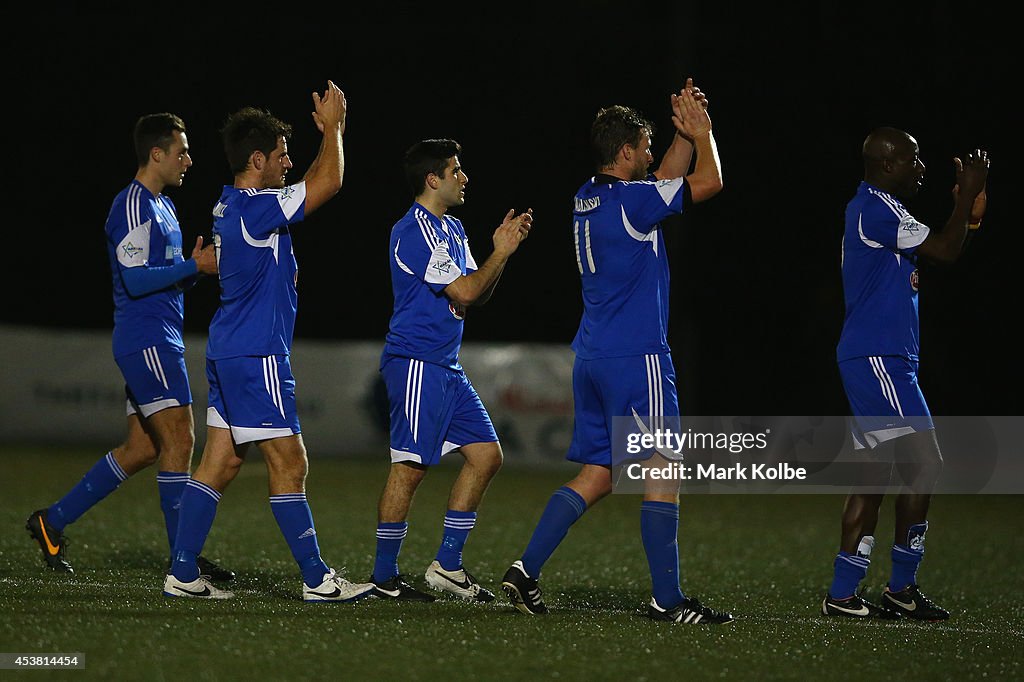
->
<box><xmin>882</xmin><ymin>584</ymin><xmax>950</xmax><ymax>621</ymax></box>
<box><xmin>424</xmin><ymin>560</ymin><xmax>496</xmax><ymax>602</ymax></box>
<box><xmin>26</xmin><ymin>509</ymin><xmax>73</xmax><ymax>573</ymax></box>
<box><xmin>647</xmin><ymin>595</ymin><xmax>735</xmax><ymax>624</ymax></box>
<box><xmin>303</xmin><ymin>569</ymin><xmax>375</xmax><ymax>603</ymax></box>
<box><xmin>501</xmin><ymin>560</ymin><xmax>548</xmax><ymax>615</ymax></box>
<box><xmin>165</xmin><ymin>555</ymin><xmax>235</xmax><ymax>582</ymax></box>
<box><xmin>369</xmin><ymin>574</ymin><xmax>436</xmax><ymax>601</ymax></box>
<box><xmin>821</xmin><ymin>592</ymin><xmax>901</xmax><ymax>619</ymax></box>
<box><xmin>163</xmin><ymin>573</ymin><xmax>234</xmax><ymax>599</ymax></box>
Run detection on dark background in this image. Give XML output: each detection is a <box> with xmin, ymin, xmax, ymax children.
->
<box><xmin>5</xmin><ymin>3</ymin><xmax>1016</xmax><ymax>416</ymax></box>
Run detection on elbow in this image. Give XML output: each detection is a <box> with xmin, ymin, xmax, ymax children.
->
<box><xmin>445</xmin><ymin>283</ymin><xmax>477</xmax><ymax>308</ymax></box>
<box><xmin>450</xmin><ymin>291</ymin><xmax>477</xmax><ymax>307</ymax></box>
<box><xmin>121</xmin><ymin>273</ymin><xmax>142</xmax><ymax>298</ymax></box>
<box><xmin>690</xmin><ymin>177</ymin><xmax>724</xmax><ymax>203</ymax></box>
<box><xmin>930</xmin><ymin>252</ymin><xmax>961</xmax><ymax>268</ymax></box>
<box><xmin>919</xmin><ymin>241</ymin><xmax>964</xmax><ymax>268</ymax></box>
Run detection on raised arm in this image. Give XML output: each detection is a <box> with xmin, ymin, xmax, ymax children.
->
<box><xmin>302</xmin><ymin>80</ymin><xmax>347</xmax><ymax>215</ymax></box>
<box><xmin>444</xmin><ymin>209</ymin><xmax>533</xmax><ymax>307</ymax></box>
<box><xmin>916</xmin><ymin>150</ymin><xmax>989</xmax><ymax>266</ymax></box>
<box><xmin>671</xmin><ymin>89</ymin><xmax>723</xmax><ymax>203</ymax></box>
<box><xmin>654</xmin><ymin>78</ymin><xmax>707</xmax><ymax>181</ymax></box>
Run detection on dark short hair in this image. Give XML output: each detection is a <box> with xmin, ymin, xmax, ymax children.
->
<box><xmin>133</xmin><ymin>113</ymin><xmax>186</xmax><ymax>167</ymax></box>
<box><xmin>220</xmin><ymin>107</ymin><xmax>293</xmax><ymax>175</ymax></box>
<box><xmin>591</xmin><ymin>105</ymin><xmax>654</xmax><ymax>169</ymax></box>
<box><xmin>403</xmin><ymin>139</ymin><xmax>462</xmax><ymax>195</ymax></box>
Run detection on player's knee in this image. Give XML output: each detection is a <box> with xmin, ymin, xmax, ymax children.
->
<box><xmin>221</xmin><ymin>452</ymin><xmax>246</xmax><ymax>477</ymax></box>
<box><xmin>266</xmin><ymin>451</ymin><xmax>308</xmax><ymax>485</ymax></box>
<box><xmin>485</xmin><ymin>443</ymin><xmax>503</xmax><ymax>472</ymax></box>
<box><xmin>468</xmin><ymin>443</ymin><xmax>503</xmax><ymax>477</ymax></box>
<box><xmin>157</xmin><ymin>440</ymin><xmax>195</xmax><ymax>471</ymax></box>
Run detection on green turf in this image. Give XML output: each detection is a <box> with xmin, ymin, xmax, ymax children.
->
<box><xmin>1</xmin><ymin>447</ymin><xmax>1021</xmax><ymax>680</ymax></box>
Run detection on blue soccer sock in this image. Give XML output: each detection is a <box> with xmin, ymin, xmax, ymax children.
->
<box><xmin>157</xmin><ymin>472</ymin><xmax>190</xmax><ymax>556</ymax></box>
<box><xmin>48</xmin><ymin>452</ymin><xmax>128</xmax><ymax>531</ymax></box>
<box><xmin>171</xmin><ymin>480</ymin><xmax>221</xmax><ymax>583</ymax></box>
<box><xmin>270</xmin><ymin>493</ymin><xmax>330</xmax><ymax>588</ymax></box>
<box><xmin>520</xmin><ymin>486</ymin><xmax>587</xmax><ymax>578</ymax></box>
<box><xmin>436</xmin><ymin>510</ymin><xmax>477</xmax><ymax>571</ymax></box>
<box><xmin>373</xmin><ymin>522</ymin><xmax>408</xmax><ymax>583</ymax></box>
<box><xmin>640</xmin><ymin>501</ymin><xmax>685</xmax><ymax>608</ymax></box>
<box><xmin>889</xmin><ymin>522</ymin><xmax>927</xmax><ymax>591</ymax></box>
<box><xmin>828</xmin><ymin>535</ymin><xmax>874</xmax><ymax>599</ymax></box>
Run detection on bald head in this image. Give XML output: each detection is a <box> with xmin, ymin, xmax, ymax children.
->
<box><xmin>863</xmin><ymin>127</ymin><xmax>916</xmax><ymax>164</ymax></box>
<box><xmin>862</xmin><ymin>127</ymin><xmax>925</xmax><ymax>199</ymax></box>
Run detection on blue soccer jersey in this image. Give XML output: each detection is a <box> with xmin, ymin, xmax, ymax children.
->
<box><xmin>570</xmin><ymin>174</ymin><xmax>688</xmax><ymax>359</ymax></box>
<box><xmin>382</xmin><ymin>203</ymin><xmax>478</xmax><ymax>371</ymax></box>
<box><xmin>206</xmin><ymin>183</ymin><xmax>307</xmax><ymax>360</ymax></box>
<box><xmin>836</xmin><ymin>182</ymin><xmax>931</xmax><ymax>362</ymax></box>
<box><xmin>105</xmin><ymin>180</ymin><xmax>188</xmax><ymax>358</ymax></box>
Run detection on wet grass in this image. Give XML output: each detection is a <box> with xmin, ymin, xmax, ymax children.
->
<box><xmin>1</xmin><ymin>447</ymin><xmax>1021</xmax><ymax>680</ymax></box>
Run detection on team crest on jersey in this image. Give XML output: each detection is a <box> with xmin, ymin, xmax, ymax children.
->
<box><xmin>910</xmin><ymin>269</ymin><xmax>919</xmax><ymax>291</ymax></box>
<box><xmin>449</xmin><ymin>302</ymin><xmax>466</xmax><ymax>320</ymax></box>
<box><xmin>432</xmin><ymin>258</ymin><xmax>454</xmax><ymax>275</ymax></box>
<box><xmin>121</xmin><ymin>241</ymin><xmax>143</xmax><ymax>259</ymax></box>
<box><xmin>279</xmin><ymin>186</ymin><xmax>295</xmax><ymax>202</ymax></box>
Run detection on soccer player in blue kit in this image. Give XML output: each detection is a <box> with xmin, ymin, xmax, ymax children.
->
<box><xmin>26</xmin><ymin>113</ymin><xmax>232</xmax><ymax>581</ymax></box>
<box><xmin>822</xmin><ymin>128</ymin><xmax>989</xmax><ymax>620</ymax></box>
<box><xmin>163</xmin><ymin>82</ymin><xmax>374</xmax><ymax>602</ymax></box>
<box><xmin>368</xmin><ymin>139</ymin><xmax>533</xmax><ymax>602</ymax></box>
<box><xmin>502</xmin><ymin>81</ymin><xmax>734</xmax><ymax>624</ymax></box>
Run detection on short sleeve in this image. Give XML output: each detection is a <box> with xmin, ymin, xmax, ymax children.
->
<box><xmin>109</xmin><ymin>191</ymin><xmax>158</xmax><ymax>270</ymax></box>
<box><xmin>464</xmin><ymin>238</ymin><xmax>478</xmax><ymax>273</ymax></box>
<box><xmin>619</xmin><ymin>176</ymin><xmax>686</xmax><ymax>232</ymax></box>
<box><xmin>394</xmin><ymin>225</ymin><xmax>461</xmax><ymax>292</ymax></box>
<box><xmin>241</xmin><ymin>182</ymin><xmax>307</xmax><ymax>239</ymax></box>
<box><xmin>861</xmin><ymin>193</ymin><xmax>930</xmax><ymax>253</ymax></box>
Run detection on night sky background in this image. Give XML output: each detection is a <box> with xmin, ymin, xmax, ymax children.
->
<box><xmin>5</xmin><ymin>2</ymin><xmax>1016</xmax><ymax>417</ymax></box>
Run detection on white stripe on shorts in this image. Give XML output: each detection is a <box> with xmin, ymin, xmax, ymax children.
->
<box><xmin>405</xmin><ymin>359</ymin><xmax>424</xmax><ymax>443</ymax></box>
<box><xmin>869</xmin><ymin>356</ymin><xmax>904</xmax><ymax>417</ymax></box>
<box><xmin>262</xmin><ymin>356</ymin><xmax>285</xmax><ymax>418</ymax></box>
<box><xmin>646</xmin><ymin>354</ymin><xmax>664</xmax><ymax>432</ymax></box>
<box><xmin>144</xmin><ymin>346</ymin><xmax>169</xmax><ymax>389</ymax></box>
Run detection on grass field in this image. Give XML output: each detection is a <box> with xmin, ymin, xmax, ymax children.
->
<box><xmin>1</xmin><ymin>447</ymin><xmax>1022</xmax><ymax>680</ymax></box>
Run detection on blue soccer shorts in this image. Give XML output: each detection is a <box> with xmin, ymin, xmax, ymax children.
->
<box><xmin>116</xmin><ymin>344</ymin><xmax>192</xmax><ymax>418</ymax></box>
<box><xmin>206</xmin><ymin>355</ymin><xmax>301</xmax><ymax>444</ymax></box>
<box><xmin>838</xmin><ymin>355</ymin><xmax>934</xmax><ymax>449</ymax></box>
<box><xmin>381</xmin><ymin>357</ymin><xmax>497</xmax><ymax>466</ymax></box>
<box><xmin>567</xmin><ymin>352</ymin><xmax>680</xmax><ymax>466</ymax></box>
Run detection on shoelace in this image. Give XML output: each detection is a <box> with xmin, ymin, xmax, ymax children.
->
<box><xmin>907</xmin><ymin>586</ymin><xmax>939</xmax><ymax>609</ymax></box>
<box><xmin>686</xmin><ymin>596</ymin><xmax>723</xmax><ymax>618</ymax></box>
<box><xmin>328</xmin><ymin>568</ymin><xmax>359</xmax><ymax>586</ymax></box>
